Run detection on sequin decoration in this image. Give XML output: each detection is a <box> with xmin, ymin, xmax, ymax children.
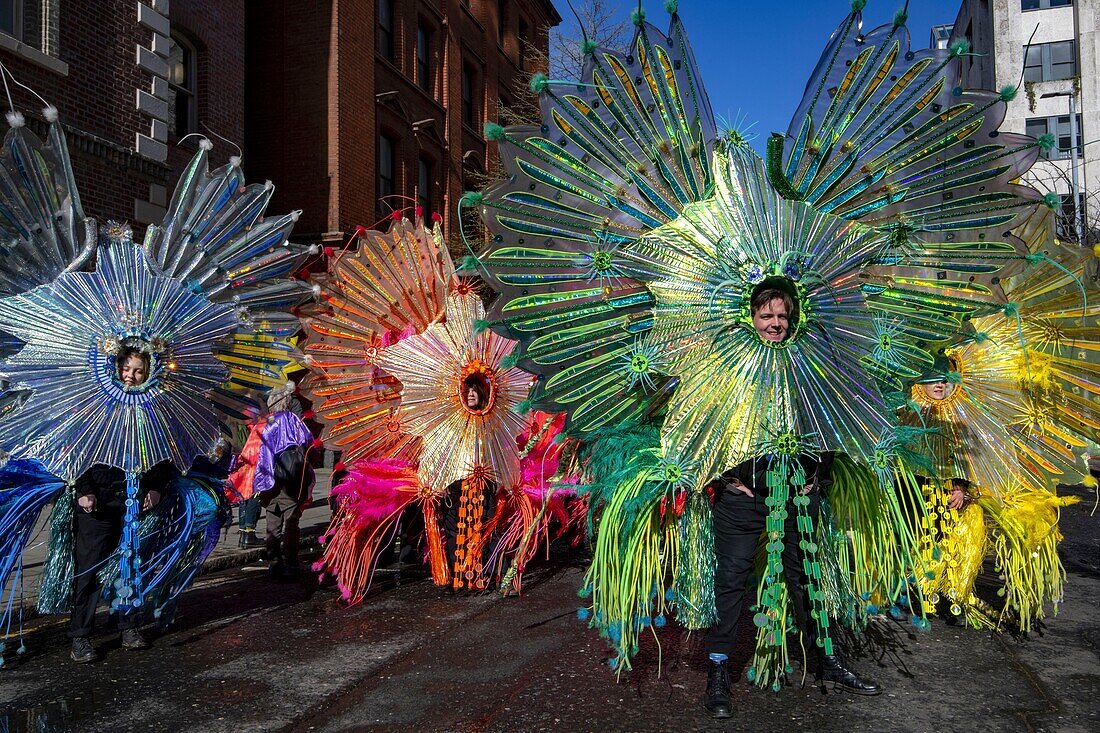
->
<box><xmin>0</xmin><ymin>241</ymin><xmax>237</xmax><ymax>479</ymax></box>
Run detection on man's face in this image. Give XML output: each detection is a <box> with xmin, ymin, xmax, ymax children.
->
<box><xmin>921</xmin><ymin>380</ymin><xmax>953</xmax><ymax>401</ymax></box>
<box><xmin>120</xmin><ymin>354</ymin><xmax>148</xmax><ymax>387</ymax></box>
<box><xmin>465</xmin><ymin>386</ymin><xmax>481</xmax><ymax>409</ymax></box>
<box><xmin>752</xmin><ymin>298</ymin><xmax>790</xmax><ymax>342</ymax></box>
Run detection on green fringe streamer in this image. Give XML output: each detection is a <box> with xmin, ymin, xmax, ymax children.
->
<box><xmin>583</xmin><ymin>451</ymin><xmax>673</xmax><ymax>673</ymax></box>
<box><xmin>571</xmin><ymin>422</ymin><xmax>661</xmax><ymax>536</ymax></box>
<box><xmin>673</xmin><ymin>490</ymin><xmax>717</xmax><ymax>629</ymax></box>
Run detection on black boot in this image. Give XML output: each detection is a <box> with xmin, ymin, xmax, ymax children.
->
<box><xmin>70</xmin><ymin>637</ymin><xmax>96</xmax><ymax>663</ymax></box>
<box><xmin>819</xmin><ymin>653</ymin><xmax>881</xmax><ymax>695</ymax></box>
<box><xmin>238</xmin><ymin>530</ymin><xmax>265</xmax><ymax>549</ymax></box>
<box><xmin>703</xmin><ymin>658</ymin><xmax>733</xmax><ymax>718</ymax></box>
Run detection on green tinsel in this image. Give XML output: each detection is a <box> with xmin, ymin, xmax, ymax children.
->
<box><xmin>36</xmin><ymin>489</ymin><xmax>75</xmax><ymax>614</ymax></box>
<box><xmin>765</xmin><ymin>134</ymin><xmax>804</xmax><ymax>201</ymax></box>
<box><xmin>483</xmin><ymin>121</ymin><xmax>506</xmax><ymax>141</ymax></box>
<box><xmin>673</xmin><ymin>490</ymin><xmax>717</xmax><ymax>629</ymax></box>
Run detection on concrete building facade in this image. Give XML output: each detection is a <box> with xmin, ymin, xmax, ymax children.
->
<box><xmin>949</xmin><ymin>0</ymin><xmax>1098</xmax><ymax>244</ymax></box>
<box><xmin>0</xmin><ymin>0</ymin><xmax>245</xmax><ymax>229</ymax></box>
<box><xmin>244</xmin><ymin>0</ymin><xmax>561</xmax><ymax>246</ymax></box>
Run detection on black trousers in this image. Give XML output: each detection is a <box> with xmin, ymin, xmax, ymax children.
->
<box><xmin>705</xmin><ymin>488</ymin><xmax>820</xmax><ymax>657</ymax></box>
<box><xmin>264</xmin><ymin>492</ymin><xmax>306</xmax><ymax>565</ymax></box>
<box><xmin>70</xmin><ymin>501</ymin><xmax>138</xmax><ymax>638</ymax></box>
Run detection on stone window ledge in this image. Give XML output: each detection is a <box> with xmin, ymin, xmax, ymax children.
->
<box><xmin>0</xmin><ymin>32</ymin><xmax>68</xmax><ymax>76</ymax></box>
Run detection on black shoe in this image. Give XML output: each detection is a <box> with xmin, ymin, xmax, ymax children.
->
<box><xmin>820</xmin><ymin>654</ymin><xmax>881</xmax><ymax>695</ymax></box>
<box><xmin>238</xmin><ymin>531</ymin><xmax>265</xmax><ymax>549</ymax></box>
<box><xmin>71</xmin><ymin>637</ymin><xmax>96</xmax><ymax>663</ymax></box>
<box><xmin>703</xmin><ymin>659</ymin><xmax>733</xmax><ymax>718</ymax></box>
<box><xmin>120</xmin><ymin>628</ymin><xmax>148</xmax><ymax>650</ymax></box>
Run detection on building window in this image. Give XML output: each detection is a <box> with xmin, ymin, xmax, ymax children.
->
<box><xmin>498</xmin><ymin>0</ymin><xmax>507</xmax><ymax>45</ymax></box>
<box><xmin>1023</xmin><ymin>41</ymin><xmax>1076</xmax><ymax>82</ymax></box>
<box><xmin>0</xmin><ymin>0</ymin><xmax>21</xmax><ymax>40</ymax></box>
<box><xmin>417</xmin><ymin>157</ymin><xmax>433</xmax><ymax>218</ymax></box>
<box><xmin>1025</xmin><ymin>114</ymin><xmax>1084</xmax><ymax>159</ymax></box>
<box><xmin>462</xmin><ymin>63</ymin><xmax>479</xmax><ymax>129</ymax></box>
<box><xmin>3</xmin><ymin>2</ymin><xmax>62</xmax><ymax>56</ymax></box>
<box><xmin>416</xmin><ymin>24</ymin><xmax>431</xmax><ymax>93</ymax></box>
<box><xmin>166</xmin><ymin>31</ymin><xmax>198</xmax><ymax>139</ymax></box>
<box><xmin>1022</xmin><ymin>0</ymin><xmax>1072</xmax><ymax>10</ymax></box>
<box><xmin>378</xmin><ymin>132</ymin><xmax>396</xmax><ymax>211</ymax></box>
<box><xmin>377</xmin><ymin>0</ymin><xmax>395</xmax><ymax>63</ymax></box>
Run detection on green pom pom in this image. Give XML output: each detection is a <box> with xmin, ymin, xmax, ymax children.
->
<box><xmin>529</xmin><ymin>73</ymin><xmax>550</xmax><ymax>94</ymax></box>
<box><xmin>1025</xmin><ymin>252</ymin><xmax>1046</xmax><ymax>264</ymax></box>
<box><xmin>581</xmin><ymin>38</ymin><xmax>597</xmax><ymax>56</ymax></box>
<box><xmin>893</xmin><ymin>8</ymin><xmax>908</xmax><ymax>26</ymax></box>
<box><xmin>483</xmin><ymin>122</ymin><xmax>506</xmax><ymax>141</ymax></box>
<box><xmin>472</xmin><ymin>318</ymin><xmax>490</xmax><ymax>334</ymax></box>
<box><xmin>950</xmin><ymin>39</ymin><xmax>970</xmax><ymax>57</ymax></box>
<box><xmin>664</xmin><ymin>0</ymin><xmax>679</xmax><ymax>13</ymax></box>
<box><xmin>1002</xmin><ymin>302</ymin><xmax>1019</xmax><ymax>318</ymax></box>
<box><xmin>1037</xmin><ymin>133</ymin><xmax>1056</xmax><ymax>152</ymax></box>
<box><xmin>457</xmin><ymin>255</ymin><xmax>481</xmax><ymax>272</ymax></box>
<box><xmin>631</xmin><ymin>8</ymin><xmax>645</xmax><ymax>26</ymax></box>
<box><xmin>501</xmin><ymin>352</ymin><xmax>519</xmax><ymax>368</ymax></box>
<box><xmin>553</xmin><ymin>432</ymin><xmax>567</xmax><ymax>444</ymax></box>
<box><xmin>513</xmin><ymin>398</ymin><xmax>533</xmax><ymax>415</ymax></box>
<box><xmin>460</xmin><ymin>190</ymin><xmax>484</xmax><ymax>208</ymax></box>
<box><xmin>1042</xmin><ymin>191</ymin><xmax>1061</xmax><ymax>209</ymax></box>
<box><xmin>1000</xmin><ymin>85</ymin><xmax>1018</xmax><ymax>102</ymax></box>
<box><xmin>850</xmin><ymin>0</ymin><xmax>867</xmax><ymax>11</ymax></box>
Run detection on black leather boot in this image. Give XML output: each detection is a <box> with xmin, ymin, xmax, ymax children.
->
<box><xmin>820</xmin><ymin>653</ymin><xmax>881</xmax><ymax>695</ymax></box>
<box><xmin>238</xmin><ymin>529</ymin><xmax>265</xmax><ymax>549</ymax></box>
<box><xmin>703</xmin><ymin>658</ymin><xmax>733</xmax><ymax>718</ymax></box>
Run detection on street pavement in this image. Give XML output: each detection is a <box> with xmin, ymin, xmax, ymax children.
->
<box><xmin>0</xmin><ymin>492</ymin><xmax>1097</xmax><ymax>733</ymax></box>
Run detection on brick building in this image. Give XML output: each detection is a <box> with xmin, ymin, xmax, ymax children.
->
<box><xmin>244</xmin><ymin>0</ymin><xmax>561</xmax><ymax>245</ymax></box>
<box><xmin>0</xmin><ymin>0</ymin><xmax>244</xmax><ymax>231</ymax></box>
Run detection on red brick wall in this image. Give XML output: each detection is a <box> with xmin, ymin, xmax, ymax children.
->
<box><xmin>1</xmin><ymin>1</ymin><xmax>249</xmax><ymax>227</ymax></box>
<box><xmin>1</xmin><ymin>0</ymin><xmax>156</xmax><ymax>224</ymax></box>
<box><xmin>169</xmin><ymin>0</ymin><xmax>246</xmax><ymax>173</ymax></box>
<box><xmin>244</xmin><ymin>0</ymin><xmax>334</xmax><ymax>239</ymax></box>
<box><xmin>245</xmin><ymin>0</ymin><xmax>558</xmax><ymax>245</ymax></box>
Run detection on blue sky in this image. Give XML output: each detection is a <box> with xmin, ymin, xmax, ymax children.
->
<box><xmin>554</xmin><ymin>1</ymin><xmax>959</xmax><ymax>153</ymax></box>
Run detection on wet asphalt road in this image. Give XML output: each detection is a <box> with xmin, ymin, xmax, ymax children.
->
<box><xmin>1</xmin><ymin>498</ymin><xmax>1098</xmax><ymax>733</ymax></box>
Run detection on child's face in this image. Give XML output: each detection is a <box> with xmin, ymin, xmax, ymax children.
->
<box><xmin>120</xmin><ymin>354</ymin><xmax>148</xmax><ymax>387</ymax></box>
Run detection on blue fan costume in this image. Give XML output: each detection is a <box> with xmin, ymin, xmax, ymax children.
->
<box><xmin>0</xmin><ymin>97</ymin><xmax>309</xmax><ymax>664</ymax></box>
